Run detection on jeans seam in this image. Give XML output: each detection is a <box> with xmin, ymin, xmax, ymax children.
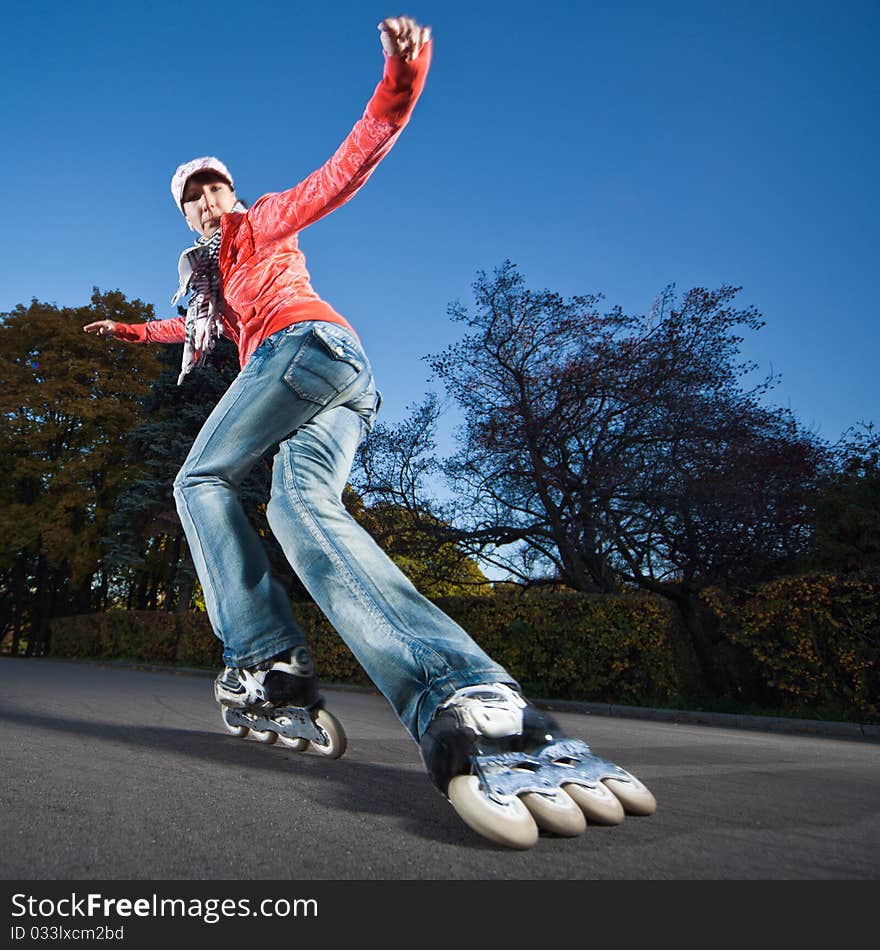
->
<box><xmin>173</xmin><ymin>378</ymin><xmax>265</xmax><ymax>643</ymax></box>
<box><xmin>280</xmin><ymin>434</ymin><xmax>455</xmax><ymax>678</ymax></box>
<box><xmin>177</xmin><ymin>466</ymin><xmax>303</xmax><ymax>663</ymax></box>
<box><xmin>173</xmin><ymin>487</ymin><xmax>222</xmax><ymax>634</ymax></box>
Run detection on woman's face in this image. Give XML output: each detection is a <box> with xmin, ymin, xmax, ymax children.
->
<box><xmin>182</xmin><ymin>171</ymin><xmax>237</xmax><ymax>237</ymax></box>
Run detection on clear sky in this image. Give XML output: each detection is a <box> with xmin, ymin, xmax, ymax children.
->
<box><xmin>2</xmin><ymin>0</ymin><xmax>877</xmax><ymax>446</ymax></box>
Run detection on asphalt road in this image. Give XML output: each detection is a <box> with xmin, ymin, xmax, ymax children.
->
<box><xmin>2</xmin><ymin>657</ymin><xmax>878</xmax><ymax>880</ymax></box>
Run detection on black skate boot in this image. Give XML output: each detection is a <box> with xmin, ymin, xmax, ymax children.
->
<box><xmin>215</xmin><ymin>646</ymin><xmax>346</xmax><ymax>758</ymax></box>
<box><xmin>419</xmin><ymin>683</ymin><xmax>655</xmax><ymax>849</ymax></box>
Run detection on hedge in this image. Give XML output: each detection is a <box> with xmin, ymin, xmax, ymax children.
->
<box><xmin>702</xmin><ymin>572</ymin><xmax>879</xmax><ymax>720</ymax></box>
<box><xmin>48</xmin><ymin>590</ymin><xmax>698</xmax><ymax>706</ymax></box>
<box><xmin>431</xmin><ymin>591</ymin><xmax>699</xmax><ymax>704</ymax></box>
<box><xmin>47</xmin><ymin>574</ymin><xmax>879</xmax><ymax>718</ymax></box>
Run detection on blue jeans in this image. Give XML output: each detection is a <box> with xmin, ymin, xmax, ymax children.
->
<box><xmin>173</xmin><ymin>321</ymin><xmax>516</xmax><ymax>740</ymax></box>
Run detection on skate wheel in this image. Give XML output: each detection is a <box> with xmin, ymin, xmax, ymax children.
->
<box><xmin>520</xmin><ymin>787</ymin><xmax>587</xmax><ymax>837</ymax></box>
<box><xmin>309</xmin><ymin>709</ymin><xmax>347</xmax><ymax>759</ymax></box>
<box><xmin>562</xmin><ymin>781</ymin><xmax>625</xmax><ymax>825</ymax></box>
<box><xmin>220</xmin><ymin>708</ymin><xmax>248</xmax><ymax>739</ymax></box>
<box><xmin>278</xmin><ymin>736</ymin><xmax>309</xmax><ymax>752</ymax></box>
<box><xmin>251</xmin><ymin>728</ymin><xmax>277</xmax><ymax>744</ymax></box>
<box><xmin>447</xmin><ymin>775</ymin><xmax>539</xmax><ymax>850</ymax></box>
<box><xmin>604</xmin><ymin>772</ymin><xmax>657</xmax><ymax>816</ymax></box>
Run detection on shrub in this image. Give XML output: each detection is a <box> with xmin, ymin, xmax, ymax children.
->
<box><xmin>49</xmin><ymin>590</ymin><xmax>695</xmax><ymax>704</ymax></box>
<box><xmin>702</xmin><ymin>572</ymin><xmax>879</xmax><ymax>720</ymax></box>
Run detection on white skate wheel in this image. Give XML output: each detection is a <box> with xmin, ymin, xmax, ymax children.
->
<box><xmin>520</xmin><ymin>787</ymin><xmax>587</xmax><ymax>837</ymax></box>
<box><xmin>447</xmin><ymin>775</ymin><xmax>539</xmax><ymax>850</ymax></box>
<box><xmin>279</xmin><ymin>736</ymin><xmax>309</xmax><ymax>752</ymax></box>
<box><xmin>604</xmin><ymin>773</ymin><xmax>657</xmax><ymax>816</ymax></box>
<box><xmin>562</xmin><ymin>781</ymin><xmax>625</xmax><ymax>825</ymax></box>
<box><xmin>309</xmin><ymin>709</ymin><xmax>347</xmax><ymax>759</ymax></box>
<box><xmin>251</xmin><ymin>728</ymin><xmax>277</xmax><ymax>744</ymax></box>
<box><xmin>220</xmin><ymin>708</ymin><xmax>248</xmax><ymax>739</ymax></box>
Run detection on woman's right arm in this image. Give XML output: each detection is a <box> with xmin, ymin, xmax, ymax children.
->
<box><xmin>247</xmin><ymin>17</ymin><xmax>432</xmax><ymax>240</ymax></box>
<box><xmin>83</xmin><ymin>315</ymin><xmax>187</xmax><ymax>344</ymax></box>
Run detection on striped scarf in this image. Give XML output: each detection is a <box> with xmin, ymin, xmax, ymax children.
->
<box><xmin>172</xmin><ymin>201</ymin><xmax>246</xmax><ymax>385</ymax></box>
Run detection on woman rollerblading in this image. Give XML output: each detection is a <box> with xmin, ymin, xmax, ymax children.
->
<box><xmin>85</xmin><ymin>15</ymin><xmax>656</xmax><ymax>848</ymax></box>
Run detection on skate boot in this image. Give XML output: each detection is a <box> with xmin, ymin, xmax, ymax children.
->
<box><xmin>214</xmin><ymin>646</ymin><xmax>346</xmax><ymax>758</ymax></box>
<box><xmin>419</xmin><ymin>683</ymin><xmax>655</xmax><ymax>849</ymax></box>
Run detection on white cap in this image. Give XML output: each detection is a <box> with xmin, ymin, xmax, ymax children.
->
<box><xmin>170</xmin><ymin>156</ymin><xmax>234</xmax><ymax>212</ymax></box>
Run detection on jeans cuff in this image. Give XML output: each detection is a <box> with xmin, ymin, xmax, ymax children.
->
<box><xmin>223</xmin><ymin>631</ymin><xmax>306</xmax><ymax>670</ymax></box>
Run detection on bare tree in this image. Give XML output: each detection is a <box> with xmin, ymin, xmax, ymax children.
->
<box><xmin>356</xmin><ymin>263</ymin><xmax>828</xmax><ymax>691</ymax></box>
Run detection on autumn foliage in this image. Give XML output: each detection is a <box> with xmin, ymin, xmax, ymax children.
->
<box><xmin>0</xmin><ymin>291</ymin><xmax>162</xmax><ymax>654</ymax></box>
<box><xmin>703</xmin><ymin>573</ymin><xmax>879</xmax><ymax>720</ymax></box>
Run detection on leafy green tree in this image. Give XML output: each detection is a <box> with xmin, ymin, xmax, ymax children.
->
<box><xmin>0</xmin><ymin>291</ymin><xmax>162</xmax><ymax>653</ymax></box>
<box><xmin>357</xmin><ymin>263</ymin><xmax>828</xmax><ymax>693</ymax></box>
<box><xmin>809</xmin><ymin>422</ymin><xmax>880</xmax><ymax>573</ymax></box>
<box><xmin>343</xmin><ymin>487</ymin><xmax>492</xmax><ymax>597</ymax></box>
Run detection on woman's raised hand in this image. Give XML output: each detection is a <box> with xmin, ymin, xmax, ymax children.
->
<box><xmin>378</xmin><ymin>16</ymin><xmax>431</xmax><ymax>61</ymax></box>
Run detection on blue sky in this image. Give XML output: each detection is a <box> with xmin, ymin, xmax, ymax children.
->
<box><xmin>2</xmin><ymin>0</ymin><xmax>877</xmax><ymax>446</ymax></box>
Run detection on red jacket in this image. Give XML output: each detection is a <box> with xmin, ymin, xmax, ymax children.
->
<box><xmin>115</xmin><ymin>44</ymin><xmax>432</xmax><ymax>368</ymax></box>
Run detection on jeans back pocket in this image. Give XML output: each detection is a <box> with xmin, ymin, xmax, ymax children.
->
<box><xmin>282</xmin><ymin>323</ymin><xmax>364</xmax><ymax>406</ymax></box>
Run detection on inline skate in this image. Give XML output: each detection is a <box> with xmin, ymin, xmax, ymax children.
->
<box><xmin>419</xmin><ymin>683</ymin><xmax>655</xmax><ymax>849</ymax></box>
<box><xmin>214</xmin><ymin>646</ymin><xmax>346</xmax><ymax>758</ymax></box>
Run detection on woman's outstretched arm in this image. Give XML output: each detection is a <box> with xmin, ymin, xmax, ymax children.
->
<box><xmin>247</xmin><ymin>15</ymin><xmax>433</xmax><ymax>240</ymax></box>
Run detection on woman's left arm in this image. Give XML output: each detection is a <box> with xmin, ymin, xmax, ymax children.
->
<box><xmin>247</xmin><ymin>17</ymin><xmax>432</xmax><ymax>239</ymax></box>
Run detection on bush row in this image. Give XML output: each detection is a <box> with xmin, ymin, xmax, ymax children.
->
<box><xmin>48</xmin><ymin>573</ymin><xmax>879</xmax><ymax>719</ymax></box>
<box><xmin>48</xmin><ymin>590</ymin><xmax>697</xmax><ymax>706</ymax></box>
<box><xmin>702</xmin><ymin>572</ymin><xmax>879</xmax><ymax>720</ymax></box>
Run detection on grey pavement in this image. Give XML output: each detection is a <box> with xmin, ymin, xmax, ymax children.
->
<box><xmin>1</xmin><ymin>657</ymin><xmax>878</xmax><ymax>880</ymax></box>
